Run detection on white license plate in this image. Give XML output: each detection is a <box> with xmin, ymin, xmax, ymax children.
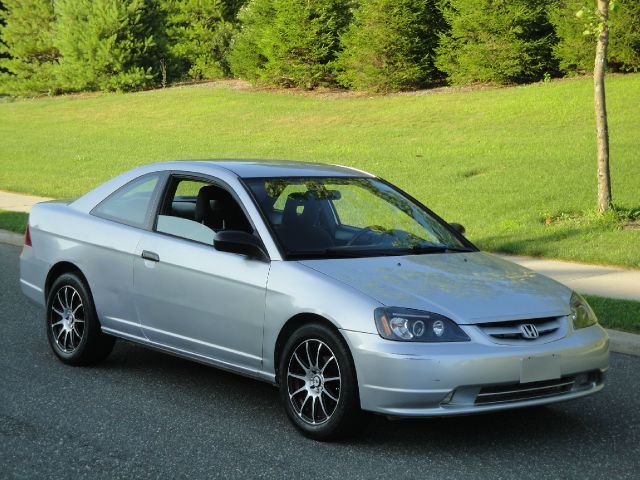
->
<box><xmin>520</xmin><ymin>354</ymin><xmax>561</xmax><ymax>383</ymax></box>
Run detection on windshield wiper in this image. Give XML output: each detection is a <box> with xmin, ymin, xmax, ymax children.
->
<box><xmin>286</xmin><ymin>245</ymin><xmax>473</xmax><ymax>259</ymax></box>
<box><xmin>287</xmin><ymin>247</ymin><xmax>407</xmax><ymax>259</ymax></box>
<box><xmin>406</xmin><ymin>244</ymin><xmax>474</xmax><ymax>254</ymax></box>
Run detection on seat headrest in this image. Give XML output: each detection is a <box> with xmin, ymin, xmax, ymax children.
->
<box><xmin>282</xmin><ymin>192</ymin><xmax>321</xmax><ymax>227</ymax></box>
<box><xmin>195</xmin><ymin>185</ymin><xmax>229</xmax><ymax>222</ymax></box>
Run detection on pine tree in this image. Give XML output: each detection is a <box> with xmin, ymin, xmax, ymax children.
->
<box><xmin>229</xmin><ymin>0</ymin><xmax>353</xmax><ymax>89</ymax></box>
<box><xmin>436</xmin><ymin>0</ymin><xmax>559</xmax><ymax>85</ymax></box>
<box><xmin>227</xmin><ymin>0</ymin><xmax>274</xmax><ymax>82</ymax></box>
<box><xmin>54</xmin><ymin>0</ymin><xmax>168</xmax><ymax>92</ymax></box>
<box><xmin>551</xmin><ymin>0</ymin><xmax>640</xmax><ymax>74</ymax></box>
<box><xmin>609</xmin><ymin>0</ymin><xmax>640</xmax><ymax>71</ymax></box>
<box><xmin>338</xmin><ymin>0</ymin><xmax>446</xmax><ymax>92</ymax></box>
<box><xmin>0</xmin><ymin>0</ymin><xmax>59</xmax><ymax>95</ymax></box>
<box><xmin>163</xmin><ymin>0</ymin><xmax>245</xmax><ymax>81</ymax></box>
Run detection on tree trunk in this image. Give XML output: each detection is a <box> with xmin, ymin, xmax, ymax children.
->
<box><xmin>594</xmin><ymin>0</ymin><xmax>611</xmax><ymax>213</ymax></box>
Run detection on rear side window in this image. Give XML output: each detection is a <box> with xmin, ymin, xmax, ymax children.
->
<box><xmin>92</xmin><ymin>174</ymin><xmax>162</xmax><ymax>228</ymax></box>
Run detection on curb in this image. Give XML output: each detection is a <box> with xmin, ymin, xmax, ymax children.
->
<box><xmin>0</xmin><ymin>228</ymin><xmax>639</xmax><ymax>356</ymax></box>
<box><xmin>606</xmin><ymin>329</ymin><xmax>640</xmax><ymax>357</ymax></box>
<box><xmin>0</xmin><ymin>228</ymin><xmax>23</xmax><ymax>246</ymax></box>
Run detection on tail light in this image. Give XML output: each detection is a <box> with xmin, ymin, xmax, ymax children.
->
<box><xmin>24</xmin><ymin>224</ymin><xmax>32</xmax><ymax>247</ymax></box>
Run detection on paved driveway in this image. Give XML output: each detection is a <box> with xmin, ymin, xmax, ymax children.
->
<box><xmin>1</xmin><ymin>244</ymin><xmax>638</xmax><ymax>479</ymax></box>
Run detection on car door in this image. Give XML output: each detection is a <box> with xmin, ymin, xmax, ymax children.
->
<box><xmin>132</xmin><ymin>175</ymin><xmax>270</xmax><ymax>374</ymax></box>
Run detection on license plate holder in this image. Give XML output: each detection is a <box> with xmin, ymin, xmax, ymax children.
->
<box><xmin>520</xmin><ymin>354</ymin><xmax>561</xmax><ymax>383</ymax></box>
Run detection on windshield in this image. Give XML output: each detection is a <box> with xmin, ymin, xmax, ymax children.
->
<box><xmin>244</xmin><ymin>177</ymin><xmax>472</xmax><ymax>259</ymax></box>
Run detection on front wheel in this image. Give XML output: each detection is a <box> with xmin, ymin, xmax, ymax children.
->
<box><xmin>278</xmin><ymin>323</ymin><xmax>365</xmax><ymax>440</ymax></box>
<box><xmin>46</xmin><ymin>273</ymin><xmax>115</xmax><ymax>365</ymax></box>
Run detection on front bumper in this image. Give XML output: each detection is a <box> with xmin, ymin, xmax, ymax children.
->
<box><xmin>341</xmin><ymin>324</ymin><xmax>609</xmax><ymax>417</ymax></box>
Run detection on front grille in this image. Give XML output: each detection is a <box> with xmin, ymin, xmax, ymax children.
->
<box><xmin>474</xmin><ymin>372</ymin><xmax>600</xmax><ymax>405</ymax></box>
<box><xmin>478</xmin><ymin>316</ymin><xmax>566</xmax><ymax>344</ymax></box>
<box><xmin>476</xmin><ymin>377</ymin><xmax>573</xmax><ymax>405</ymax></box>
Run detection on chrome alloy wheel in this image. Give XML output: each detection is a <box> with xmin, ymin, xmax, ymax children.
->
<box><xmin>287</xmin><ymin>339</ymin><xmax>341</xmax><ymax>425</ymax></box>
<box><xmin>50</xmin><ymin>285</ymin><xmax>85</xmax><ymax>353</ymax></box>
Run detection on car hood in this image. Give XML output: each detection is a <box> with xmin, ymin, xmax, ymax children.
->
<box><xmin>300</xmin><ymin>252</ymin><xmax>571</xmax><ymax>324</ymax></box>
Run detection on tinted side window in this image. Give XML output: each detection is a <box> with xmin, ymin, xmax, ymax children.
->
<box><xmin>155</xmin><ymin>177</ymin><xmax>253</xmax><ymax>245</ymax></box>
<box><xmin>92</xmin><ymin>174</ymin><xmax>161</xmax><ymax>228</ymax></box>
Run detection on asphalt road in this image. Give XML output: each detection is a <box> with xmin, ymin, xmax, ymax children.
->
<box><xmin>1</xmin><ymin>243</ymin><xmax>639</xmax><ymax>479</ymax></box>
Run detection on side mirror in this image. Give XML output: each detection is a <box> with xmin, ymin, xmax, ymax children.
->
<box><xmin>214</xmin><ymin>230</ymin><xmax>268</xmax><ymax>259</ymax></box>
<box><xmin>449</xmin><ymin>223</ymin><xmax>466</xmax><ymax>235</ymax></box>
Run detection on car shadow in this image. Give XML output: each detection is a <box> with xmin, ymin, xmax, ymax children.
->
<box><xmin>97</xmin><ymin>339</ymin><xmax>611</xmax><ymax>451</ymax></box>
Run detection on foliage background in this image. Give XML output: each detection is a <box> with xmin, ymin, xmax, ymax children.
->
<box><xmin>0</xmin><ymin>0</ymin><xmax>638</xmax><ymax>94</ymax></box>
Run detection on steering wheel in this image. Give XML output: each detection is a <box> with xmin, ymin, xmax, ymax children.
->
<box><xmin>346</xmin><ymin>225</ymin><xmax>384</xmax><ymax>246</ymax></box>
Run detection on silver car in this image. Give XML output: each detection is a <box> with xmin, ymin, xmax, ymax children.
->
<box><xmin>20</xmin><ymin>160</ymin><xmax>609</xmax><ymax>440</ymax></box>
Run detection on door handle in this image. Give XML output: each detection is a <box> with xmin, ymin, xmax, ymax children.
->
<box><xmin>141</xmin><ymin>250</ymin><xmax>160</xmax><ymax>262</ymax></box>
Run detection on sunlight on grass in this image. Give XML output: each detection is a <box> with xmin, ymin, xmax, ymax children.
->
<box><xmin>0</xmin><ymin>210</ymin><xmax>28</xmax><ymax>234</ymax></box>
<box><xmin>0</xmin><ymin>75</ymin><xmax>638</xmax><ymax>267</ymax></box>
<box><xmin>585</xmin><ymin>295</ymin><xmax>640</xmax><ymax>334</ymax></box>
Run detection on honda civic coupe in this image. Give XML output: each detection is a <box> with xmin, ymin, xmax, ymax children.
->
<box><xmin>20</xmin><ymin>160</ymin><xmax>609</xmax><ymax>440</ymax></box>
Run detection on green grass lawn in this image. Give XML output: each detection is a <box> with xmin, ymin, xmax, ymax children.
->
<box><xmin>0</xmin><ymin>210</ymin><xmax>27</xmax><ymax>234</ymax></box>
<box><xmin>0</xmin><ymin>75</ymin><xmax>639</xmax><ymax>267</ymax></box>
<box><xmin>585</xmin><ymin>295</ymin><xmax>640</xmax><ymax>334</ymax></box>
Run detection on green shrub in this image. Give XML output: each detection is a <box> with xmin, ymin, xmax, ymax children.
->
<box><xmin>227</xmin><ymin>0</ymin><xmax>273</xmax><ymax>82</ymax></box>
<box><xmin>0</xmin><ymin>0</ymin><xmax>59</xmax><ymax>96</ymax></box>
<box><xmin>163</xmin><ymin>0</ymin><xmax>245</xmax><ymax>81</ymax></box>
<box><xmin>229</xmin><ymin>0</ymin><xmax>353</xmax><ymax>89</ymax></box>
<box><xmin>436</xmin><ymin>0</ymin><xmax>559</xmax><ymax>85</ymax></box>
<box><xmin>551</xmin><ymin>0</ymin><xmax>640</xmax><ymax>75</ymax></box>
<box><xmin>337</xmin><ymin>0</ymin><xmax>446</xmax><ymax>92</ymax></box>
<box><xmin>609</xmin><ymin>0</ymin><xmax>640</xmax><ymax>71</ymax></box>
<box><xmin>54</xmin><ymin>0</ymin><xmax>168</xmax><ymax>92</ymax></box>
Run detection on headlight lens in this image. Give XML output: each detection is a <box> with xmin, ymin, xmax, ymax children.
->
<box><xmin>374</xmin><ymin>307</ymin><xmax>470</xmax><ymax>342</ymax></box>
<box><xmin>570</xmin><ymin>292</ymin><xmax>598</xmax><ymax>329</ymax></box>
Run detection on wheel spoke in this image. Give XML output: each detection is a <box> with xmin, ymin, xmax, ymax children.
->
<box><xmin>315</xmin><ymin>341</ymin><xmax>322</xmax><ymax>369</ymax></box>
<box><xmin>305</xmin><ymin>341</ymin><xmax>313</xmax><ymax>370</ymax></box>
<box><xmin>323</xmin><ymin>389</ymin><xmax>339</xmax><ymax>402</ymax></box>
<box><xmin>51</xmin><ymin>320</ymin><xmax>64</xmax><ymax>328</ymax></box>
<box><xmin>72</xmin><ymin>325</ymin><xmax>82</xmax><ymax>342</ymax></box>
<box><xmin>311</xmin><ymin>396</ymin><xmax>316</xmax><ymax>424</ymax></box>
<box><xmin>72</xmin><ymin>303</ymin><xmax>83</xmax><ymax>316</ymax></box>
<box><xmin>293</xmin><ymin>353</ymin><xmax>308</xmax><ymax>372</ymax></box>
<box><xmin>324</xmin><ymin>376</ymin><xmax>340</xmax><ymax>382</ymax></box>
<box><xmin>299</xmin><ymin>394</ymin><xmax>310</xmax><ymax>417</ymax></box>
<box><xmin>288</xmin><ymin>372</ymin><xmax>306</xmax><ymax>382</ymax></box>
<box><xmin>63</xmin><ymin>287</ymin><xmax>70</xmax><ymax>309</ymax></box>
<box><xmin>321</xmin><ymin>356</ymin><xmax>335</xmax><ymax>373</ymax></box>
<box><xmin>319</xmin><ymin>395</ymin><xmax>329</xmax><ymax>419</ymax></box>
<box><xmin>56</xmin><ymin>328</ymin><xmax>65</xmax><ymax>340</ymax></box>
<box><xmin>55</xmin><ymin>292</ymin><xmax>64</xmax><ymax>310</ymax></box>
<box><xmin>289</xmin><ymin>386</ymin><xmax>306</xmax><ymax>398</ymax></box>
<box><xmin>52</xmin><ymin>307</ymin><xmax>64</xmax><ymax>317</ymax></box>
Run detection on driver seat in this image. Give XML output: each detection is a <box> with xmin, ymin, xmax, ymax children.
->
<box><xmin>279</xmin><ymin>192</ymin><xmax>333</xmax><ymax>251</ymax></box>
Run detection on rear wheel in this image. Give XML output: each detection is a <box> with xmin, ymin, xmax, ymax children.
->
<box><xmin>46</xmin><ymin>273</ymin><xmax>115</xmax><ymax>365</ymax></box>
<box><xmin>278</xmin><ymin>323</ymin><xmax>365</xmax><ymax>440</ymax></box>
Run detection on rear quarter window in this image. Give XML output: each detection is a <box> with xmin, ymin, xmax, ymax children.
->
<box><xmin>92</xmin><ymin>174</ymin><xmax>162</xmax><ymax>228</ymax></box>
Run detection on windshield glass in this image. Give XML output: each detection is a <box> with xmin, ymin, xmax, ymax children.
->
<box><xmin>244</xmin><ymin>177</ymin><xmax>471</xmax><ymax>259</ymax></box>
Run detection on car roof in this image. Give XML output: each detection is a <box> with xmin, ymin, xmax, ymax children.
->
<box><xmin>156</xmin><ymin>159</ymin><xmax>374</xmax><ymax>179</ymax></box>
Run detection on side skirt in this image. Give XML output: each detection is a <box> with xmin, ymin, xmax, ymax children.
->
<box><xmin>101</xmin><ymin>327</ymin><xmax>277</xmax><ymax>385</ymax></box>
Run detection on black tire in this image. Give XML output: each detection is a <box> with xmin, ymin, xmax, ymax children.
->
<box><xmin>278</xmin><ymin>322</ymin><xmax>366</xmax><ymax>441</ymax></box>
<box><xmin>46</xmin><ymin>272</ymin><xmax>115</xmax><ymax>366</ymax></box>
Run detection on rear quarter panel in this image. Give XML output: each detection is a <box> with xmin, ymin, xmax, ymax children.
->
<box><xmin>20</xmin><ymin>202</ymin><xmax>143</xmax><ymax>330</ymax></box>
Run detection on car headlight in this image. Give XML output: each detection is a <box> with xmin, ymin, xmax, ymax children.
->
<box><xmin>374</xmin><ymin>307</ymin><xmax>470</xmax><ymax>342</ymax></box>
<box><xmin>570</xmin><ymin>292</ymin><xmax>598</xmax><ymax>329</ymax></box>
